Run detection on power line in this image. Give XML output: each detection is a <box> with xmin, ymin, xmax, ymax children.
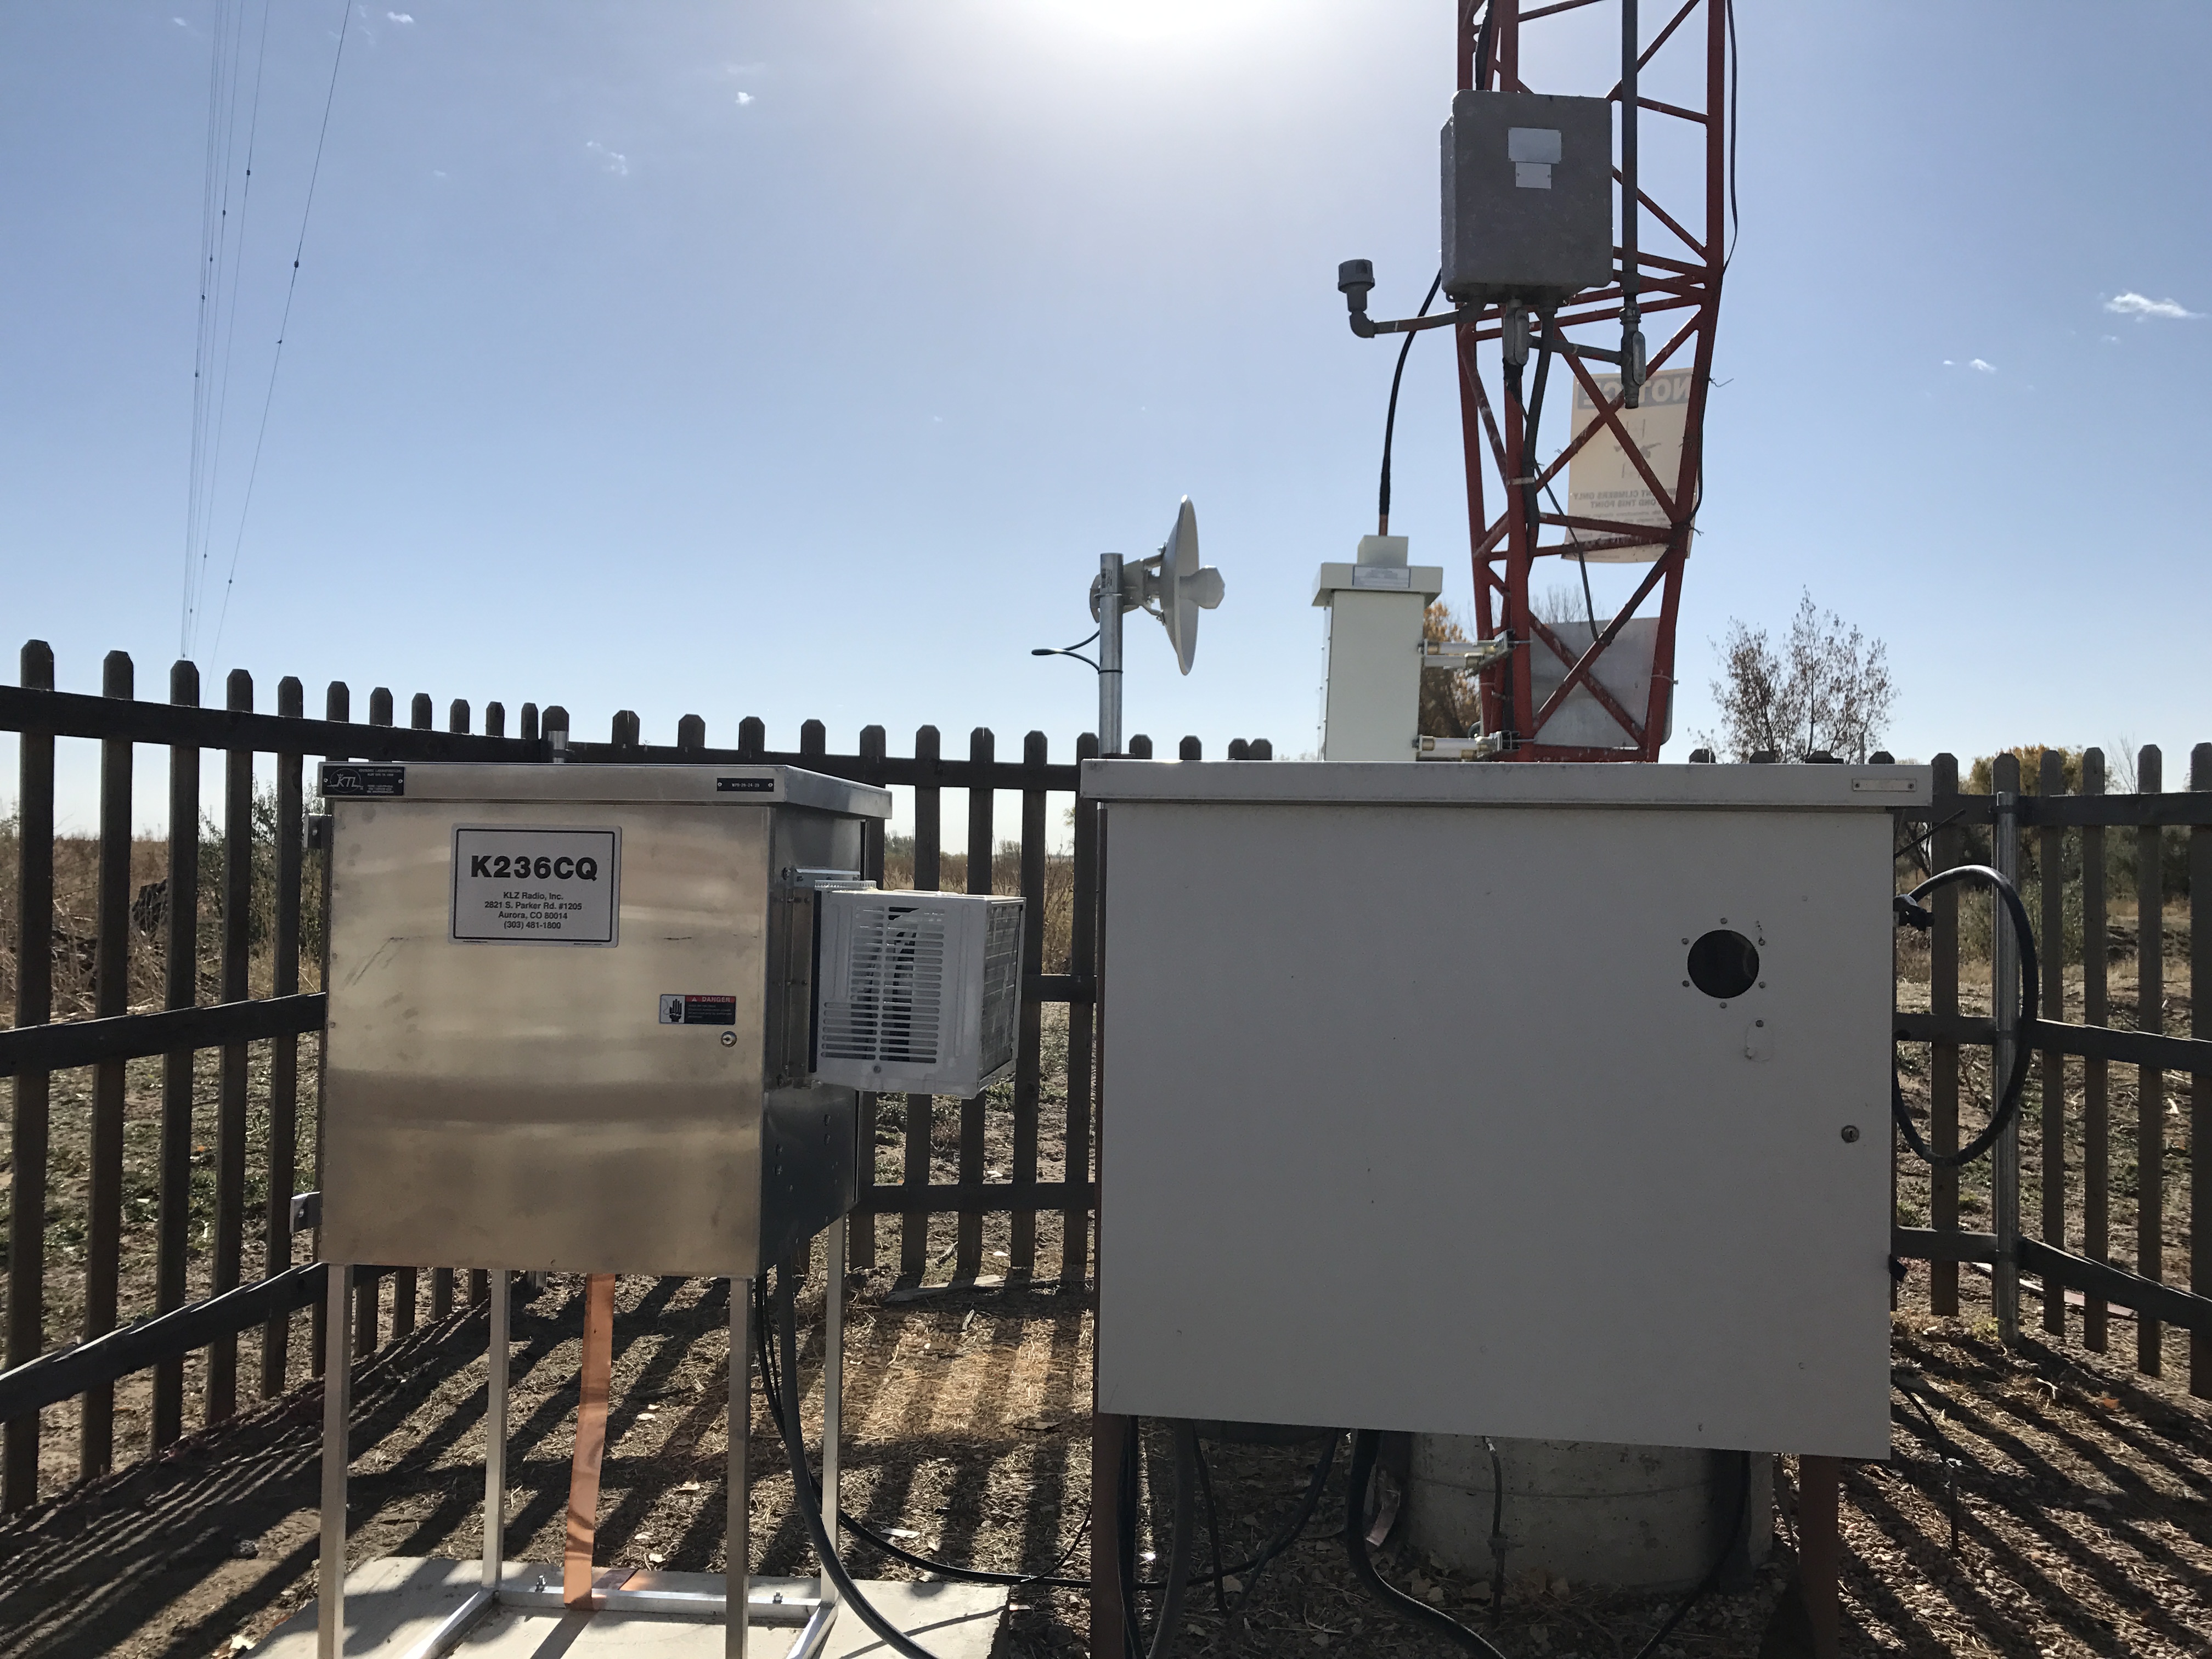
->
<box><xmin>191</xmin><ymin>0</ymin><xmax>275</xmax><ymax>656</ymax></box>
<box><xmin>180</xmin><ymin>0</ymin><xmax>244</xmax><ymax>658</ymax></box>
<box><xmin>208</xmin><ymin>0</ymin><xmax>353</xmax><ymax>666</ymax></box>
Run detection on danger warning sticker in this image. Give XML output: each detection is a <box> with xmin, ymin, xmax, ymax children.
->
<box><xmin>450</xmin><ymin>826</ymin><xmax>619</xmax><ymax>944</ymax></box>
<box><xmin>659</xmin><ymin>994</ymin><xmax>737</xmax><ymax>1025</ymax></box>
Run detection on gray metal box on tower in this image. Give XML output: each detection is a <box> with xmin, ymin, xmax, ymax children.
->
<box><xmin>317</xmin><ymin>761</ymin><xmax>890</xmax><ymax>1280</ymax></box>
<box><xmin>1086</xmin><ymin>761</ymin><xmax>1928</xmax><ymax>1460</ymax></box>
<box><xmin>1442</xmin><ymin>89</ymin><xmax>1615</xmax><ymax>307</ymax></box>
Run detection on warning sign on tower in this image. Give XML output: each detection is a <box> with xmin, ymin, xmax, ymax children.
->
<box><xmin>1565</xmin><ymin>367</ymin><xmax>1693</xmax><ymax>561</ymax></box>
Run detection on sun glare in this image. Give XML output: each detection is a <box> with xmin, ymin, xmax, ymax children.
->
<box><xmin>1023</xmin><ymin>0</ymin><xmax>1292</xmax><ymax>49</ymax></box>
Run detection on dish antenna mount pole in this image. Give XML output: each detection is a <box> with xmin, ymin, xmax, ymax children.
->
<box><xmin>1032</xmin><ymin>500</ymin><xmax>1220</xmax><ymax>760</ymax></box>
<box><xmin>1098</xmin><ymin>552</ymin><xmax>1125</xmax><ymax>758</ymax></box>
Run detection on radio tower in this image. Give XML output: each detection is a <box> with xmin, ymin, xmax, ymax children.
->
<box><xmin>1457</xmin><ymin>0</ymin><xmax>1732</xmax><ymax>760</ymax></box>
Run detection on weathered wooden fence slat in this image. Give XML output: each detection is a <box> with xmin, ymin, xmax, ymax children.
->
<box><xmin>2138</xmin><ymin>746</ymin><xmax>2165</xmax><ymax>1375</ymax></box>
<box><xmin>2083</xmin><ymin>748</ymin><xmax>2111</xmax><ymax>1354</ymax></box>
<box><xmin>83</xmin><ymin>650</ymin><xmax>134</xmax><ymax>1477</ymax></box>
<box><xmin>5</xmin><ymin>642</ymin><xmax>56</xmax><ymax>1510</ymax></box>
<box><xmin>153</xmin><ymin>657</ymin><xmax>201</xmax><ymax>1452</ymax></box>
<box><xmin>1929</xmin><ymin>754</ymin><xmax>1961</xmax><ymax>1318</ymax></box>
<box><xmin>2039</xmin><ymin>749</ymin><xmax>2067</xmax><ymax>1340</ymax></box>
<box><xmin>1012</xmin><ymin>731</ymin><xmax>1048</xmax><ymax>1275</ymax></box>
<box><xmin>2194</xmin><ymin>744</ymin><xmax>2211</xmax><ymax>1397</ymax></box>
<box><xmin>957</xmin><ymin>728</ymin><xmax>995</xmax><ymax>1279</ymax></box>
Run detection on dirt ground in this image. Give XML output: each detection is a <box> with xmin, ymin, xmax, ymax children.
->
<box><xmin>1</xmin><ymin>1252</ymin><xmax>2208</xmax><ymax>1659</ymax></box>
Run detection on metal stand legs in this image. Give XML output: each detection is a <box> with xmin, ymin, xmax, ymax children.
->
<box><xmin>319</xmin><ymin>1264</ymin><xmax>352</xmax><ymax>1659</ymax></box>
<box><xmin>821</xmin><ymin>1226</ymin><xmax>844</xmax><ymax>1612</ymax></box>
<box><xmin>484</xmin><ymin>1267</ymin><xmax>509</xmax><ymax>1588</ymax></box>
<box><xmin>729</xmin><ymin>1274</ymin><xmax>752</xmax><ymax>1659</ymax></box>
<box><xmin>312</xmin><ymin>1261</ymin><xmax>842</xmax><ymax>1659</ymax></box>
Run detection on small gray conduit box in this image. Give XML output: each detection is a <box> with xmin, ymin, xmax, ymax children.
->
<box><xmin>1086</xmin><ymin>761</ymin><xmax>1927</xmax><ymax>1460</ymax></box>
<box><xmin>1442</xmin><ymin>89</ymin><xmax>1615</xmax><ymax>306</ymax></box>
<box><xmin>319</xmin><ymin>762</ymin><xmax>896</xmax><ymax>1279</ymax></box>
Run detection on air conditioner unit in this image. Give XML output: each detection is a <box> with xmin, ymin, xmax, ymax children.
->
<box><xmin>813</xmin><ymin>890</ymin><xmax>1024</xmax><ymax>1099</ymax></box>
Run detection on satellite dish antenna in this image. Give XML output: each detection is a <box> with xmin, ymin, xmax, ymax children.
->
<box><xmin>1153</xmin><ymin>496</ymin><xmax>1225</xmax><ymax>675</ymax></box>
<box><xmin>1031</xmin><ymin>496</ymin><xmax>1224</xmax><ymax>755</ymax></box>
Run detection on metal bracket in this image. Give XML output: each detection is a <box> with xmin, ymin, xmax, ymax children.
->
<box><xmin>289</xmin><ymin>1190</ymin><xmax>321</xmax><ymax>1233</ymax></box>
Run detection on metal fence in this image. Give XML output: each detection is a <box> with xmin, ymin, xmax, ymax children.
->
<box><xmin>9</xmin><ymin>641</ymin><xmax>2204</xmax><ymax>1516</ymax></box>
<box><xmin>1889</xmin><ymin>748</ymin><xmax>2212</xmax><ymax>1396</ymax></box>
<box><xmin>0</xmin><ymin>639</ymin><xmax>1293</xmax><ymax>1512</ymax></box>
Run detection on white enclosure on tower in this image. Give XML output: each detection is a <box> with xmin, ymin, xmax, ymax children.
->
<box><xmin>1314</xmin><ymin>535</ymin><xmax>1443</xmax><ymax>761</ymax></box>
<box><xmin>1086</xmin><ymin>760</ymin><xmax>1925</xmax><ymax>1461</ymax></box>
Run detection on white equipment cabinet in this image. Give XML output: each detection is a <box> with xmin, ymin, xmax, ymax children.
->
<box><xmin>1086</xmin><ymin>760</ymin><xmax>1925</xmax><ymax>1461</ymax></box>
<box><xmin>1313</xmin><ymin>535</ymin><xmax>1443</xmax><ymax>762</ymax></box>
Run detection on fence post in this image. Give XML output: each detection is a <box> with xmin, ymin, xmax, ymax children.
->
<box><xmin>800</xmin><ymin>719</ymin><xmax>826</xmax><ymax>763</ymax></box>
<box><xmin>1012</xmin><ymin>732</ymin><xmax>1048</xmax><ymax>1275</ymax></box>
<box><xmin>315</xmin><ymin>682</ymin><xmax>348</xmax><ymax>1375</ymax></box>
<box><xmin>2137</xmin><ymin>745</ymin><xmax>2165</xmax><ymax>1375</ymax></box>
<box><xmin>903</xmin><ymin>726</ymin><xmax>942</xmax><ymax>1283</ymax></box>
<box><xmin>359</xmin><ymin>687</ymin><xmax>395</xmax><ymax>1357</ymax></box>
<box><xmin>264</xmin><ymin>676</ymin><xmax>306</xmax><ymax>1393</ymax></box>
<box><xmin>2191</xmin><ymin>742</ymin><xmax>2210</xmax><ymax>1398</ymax></box>
<box><xmin>2039</xmin><ymin>749</ymin><xmax>2068</xmax><ymax>1339</ymax></box>
<box><xmin>850</xmin><ymin>725</ymin><xmax>887</xmax><ymax>1274</ymax></box>
<box><xmin>82</xmin><ymin>650</ymin><xmax>134</xmax><ymax>1476</ymax></box>
<box><xmin>5</xmin><ymin>640</ymin><xmax>56</xmax><ymax>1510</ymax></box>
<box><xmin>1991</xmin><ymin>754</ymin><xmax>2021</xmax><ymax>1346</ymax></box>
<box><xmin>431</xmin><ymin>701</ymin><xmax>473</xmax><ymax>1323</ymax></box>
<box><xmin>958</xmin><ymin>729</ymin><xmax>996</xmax><ymax>1279</ymax></box>
<box><xmin>1178</xmin><ymin>736</ymin><xmax>1201</xmax><ymax>760</ymax></box>
<box><xmin>486</xmin><ymin>702</ymin><xmax>507</xmax><ymax>740</ymax></box>
<box><xmin>1064</xmin><ymin>732</ymin><xmax>1099</xmax><ymax>1287</ymax></box>
<box><xmin>677</xmin><ymin>714</ymin><xmax>706</xmax><ymax>752</ymax></box>
<box><xmin>738</xmin><ymin>716</ymin><xmax>765</xmax><ymax>761</ymax></box>
<box><xmin>1929</xmin><ymin>754</ymin><xmax>1961</xmax><ymax>1317</ymax></box>
<box><xmin>206</xmin><ymin>669</ymin><xmax>254</xmax><ymax>1424</ymax></box>
<box><xmin>154</xmin><ymin>658</ymin><xmax>202</xmax><ymax>1449</ymax></box>
<box><xmin>2081</xmin><ymin>749</ymin><xmax>2110</xmax><ymax>1350</ymax></box>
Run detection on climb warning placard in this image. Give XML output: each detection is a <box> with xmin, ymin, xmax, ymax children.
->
<box><xmin>450</xmin><ymin>827</ymin><xmax>620</xmax><ymax>944</ymax></box>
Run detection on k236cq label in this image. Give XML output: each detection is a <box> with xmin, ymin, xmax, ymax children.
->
<box><xmin>450</xmin><ymin>826</ymin><xmax>619</xmax><ymax>944</ymax></box>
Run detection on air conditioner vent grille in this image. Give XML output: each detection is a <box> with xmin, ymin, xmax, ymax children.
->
<box><xmin>819</xmin><ymin>906</ymin><xmax>947</xmax><ymax>1065</ymax></box>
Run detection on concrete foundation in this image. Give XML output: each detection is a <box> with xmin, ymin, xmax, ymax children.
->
<box><xmin>1405</xmin><ymin>1436</ymin><xmax>1771</xmax><ymax>1593</ymax></box>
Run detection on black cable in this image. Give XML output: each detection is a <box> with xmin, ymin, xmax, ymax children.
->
<box><xmin>1895</xmin><ymin>1378</ymin><xmax>1963</xmax><ymax>1552</ymax></box>
<box><xmin>751</xmin><ymin>1274</ymin><xmax>1090</xmax><ymax>1590</ymax></box>
<box><xmin>1345</xmin><ymin>1432</ymin><xmax>1749</xmax><ymax>1659</ymax></box>
<box><xmin>1623</xmin><ymin>1453</ymin><xmax>1751</xmax><ymax>1659</ymax></box>
<box><xmin>1345</xmin><ymin>1430</ymin><xmax>1514</xmax><ymax>1657</ymax></box>
<box><xmin>1891</xmin><ymin>863</ymin><xmax>2039</xmax><ymax>1168</ymax></box>
<box><xmin>770</xmin><ymin>1269</ymin><xmax>946</xmax><ymax>1659</ymax></box>
<box><xmin>1481</xmin><ymin>1435</ymin><xmax>1508</xmax><ymax>1628</ymax></box>
<box><xmin>1195</xmin><ymin>1440</ymin><xmax>1229</xmax><ymax>1617</ymax></box>
<box><xmin>1377</xmin><ymin>272</ymin><xmax>1443</xmax><ymax>533</ymax></box>
<box><xmin>1474</xmin><ymin>0</ymin><xmax>1498</xmax><ymax>91</ymax></box>
<box><xmin>754</xmin><ymin>1272</ymin><xmax>1332</xmax><ymax>1604</ymax></box>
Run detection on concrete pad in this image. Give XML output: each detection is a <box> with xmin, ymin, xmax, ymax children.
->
<box><xmin>252</xmin><ymin>1557</ymin><xmax>1006</xmax><ymax>1658</ymax></box>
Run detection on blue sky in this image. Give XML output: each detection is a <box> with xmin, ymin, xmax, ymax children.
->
<box><xmin>4</xmin><ymin>2</ymin><xmax>2208</xmax><ymax>832</ymax></box>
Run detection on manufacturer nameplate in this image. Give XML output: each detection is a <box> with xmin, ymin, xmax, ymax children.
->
<box><xmin>321</xmin><ymin>764</ymin><xmax>406</xmax><ymax>798</ymax></box>
<box><xmin>1351</xmin><ymin>567</ymin><xmax>1413</xmax><ymax>590</ymax></box>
